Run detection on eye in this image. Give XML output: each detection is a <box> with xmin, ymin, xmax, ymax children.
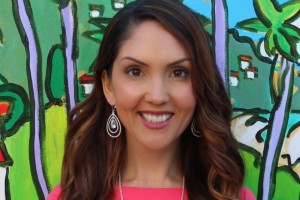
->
<box><xmin>126</xmin><ymin>66</ymin><xmax>144</xmax><ymax>77</ymax></box>
<box><xmin>170</xmin><ymin>68</ymin><xmax>189</xmax><ymax>78</ymax></box>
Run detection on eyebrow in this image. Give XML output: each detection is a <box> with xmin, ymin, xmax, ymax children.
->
<box><xmin>120</xmin><ymin>56</ymin><xmax>191</xmax><ymax>67</ymax></box>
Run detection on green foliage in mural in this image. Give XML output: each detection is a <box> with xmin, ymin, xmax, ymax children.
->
<box><xmin>45</xmin><ymin>45</ymin><xmax>65</xmax><ymax>106</ymax></box>
<box><xmin>236</xmin><ymin>0</ymin><xmax>300</xmax><ymax>63</ymax></box>
<box><xmin>0</xmin><ymin>75</ymin><xmax>30</xmax><ymax>170</ymax></box>
<box><xmin>43</xmin><ymin>106</ymin><xmax>67</xmax><ymax>189</ymax></box>
<box><xmin>0</xmin><ymin>81</ymin><xmax>30</xmax><ymax>137</ymax></box>
<box><xmin>6</xmin><ymin>123</ymin><xmax>39</xmax><ymax>199</ymax></box>
<box><xmin>83</xmin><ymin>4</ymin><xmax>110</xmax><ymax>43</ymax></box>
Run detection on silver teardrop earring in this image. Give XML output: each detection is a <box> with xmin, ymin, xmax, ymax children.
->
<box><xmin>191</xmin><ymin>118</ymin><xmax>201</xmax><ymax>137</ymax></box>
<box><xmin>106</xmin><ymin>106</ymin><xmax>122</xmax><ymax>138</ymax></box>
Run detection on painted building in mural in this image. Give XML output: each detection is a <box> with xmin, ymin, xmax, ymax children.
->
<box><xmin>0</xmin><ymin>0</ymin><xmax>299</xmax><ymax>199</ymax></box>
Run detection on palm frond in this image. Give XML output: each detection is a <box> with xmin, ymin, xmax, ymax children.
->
<box><xmin>281</xmin><ymin>1</ymin><xmax>300</xmax><ymax>21</ymax></box>
<box><xmin>253</xmin><ymin>0</ymin><xmax>281</xmax><ymax>27</ymax></box>
<box><xmin>236</xmin><ymin>18</ymin><xmax>268</xmax><ymax>32</ymax></box>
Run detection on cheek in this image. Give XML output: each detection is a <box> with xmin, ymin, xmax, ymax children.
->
<box><xmin>112</xmin><ymin>81</ymin><xmax>142</xmax><ymax>109</ymax></box>
<box><xmin>173</xmin><ymin>84</ymin><xmax>196</xmax><ymax>111</ymax></box>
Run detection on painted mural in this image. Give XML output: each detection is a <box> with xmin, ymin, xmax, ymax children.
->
<box><xmin>0</xmin><ymin>0</ymin><xmax>299</xmax><ymax>199</ymax></box>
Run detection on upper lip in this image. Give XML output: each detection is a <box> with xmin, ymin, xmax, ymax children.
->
<box><xmin>138</xmin><ymin>110</ymin><xmax>174</xmax><ymax>115</ymax></box>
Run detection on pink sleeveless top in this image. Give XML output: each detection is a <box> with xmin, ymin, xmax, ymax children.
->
<box><xmin>47</xmin><ymin>184</ymin><xmax>256</xmax><ymax>200</ymax></box>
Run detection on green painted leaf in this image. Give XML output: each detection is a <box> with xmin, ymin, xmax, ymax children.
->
<box><xmin>253</xmin><ymin>0</ymin><xmax>281</xmax><ymax>27</ymax></box>
<box><xmin>45</xmin><ymin>45</ymin><xmax>65</xmax><ymax>103</ymax></box>
<box><xmin>283</xmin><ymin>24</ymin><xmax>300</xmax><ymax>41</ymax></box>
<box><xmin>274</xmin><ymin>31</ymin><xmax>294</xmax><ymax>61</ymax></box>
<box><xmin>88</xmin><ymin>17</ymin><xmax>111</xmax><ymax>27</ymax></box>
<box><xmin>276</xmin><ymin>30</ymin><xmax>291</xmax><ymax>51</ymax></box>
<box><xmin>236</xmin><ymin>18</ymin><xmax>268</xmax><ymax>33</ymax></box>
<box><xmin>281</xmin><ymin>1</ymin><xmax>300</xmax><ymax>21</ymax></box>
<box><xmin>264</xmin><ymin>30</ymin><xmax>275</xmax><ymax>55</ymax></box>
<box><xmin>82</xmin><ymin>30</ymin><xmax>104</xmax><ymax>43</ymax></box>
<box><xmin>245</xmin><ymin>115</ymin><xmax>269</xmax><ymax>126</ymax></box>
<box><xmin>0</xmin><ymin>84</ymin><xmax>30</xmax><ymax>136</ymax></box>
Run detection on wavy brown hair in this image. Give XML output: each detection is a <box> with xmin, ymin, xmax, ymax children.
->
<box><xmin>60</xmin><ymin>0</ymin><xmax>245</xmax><ymax>199</ymax></box>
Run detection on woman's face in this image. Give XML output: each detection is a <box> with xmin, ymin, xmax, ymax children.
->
<box><xmin>102</xmin><ymin>20</ymin><xmax>196</xmax><ymax>151</ymax></box>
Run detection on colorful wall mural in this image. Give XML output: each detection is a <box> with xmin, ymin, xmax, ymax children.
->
<box><xmin>0</xmin><ymin>0</ymin><xmax>299</xmax><ymax>199</ymax></box>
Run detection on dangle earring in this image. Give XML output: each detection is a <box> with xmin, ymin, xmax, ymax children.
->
<box><xmin>106</xmin><ymin>106</ymin><xmax>122</xmax><ymax>138</ymax></box>
<box><xmin>191</xmin><ymin>118</ymin><xmax>201</xmax><ymax>137</ymax></box>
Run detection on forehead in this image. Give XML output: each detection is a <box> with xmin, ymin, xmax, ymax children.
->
<box><xmin>116</xmin><ymin>20</ymin><xmax>189</xmax><ymax>59</ymax></box>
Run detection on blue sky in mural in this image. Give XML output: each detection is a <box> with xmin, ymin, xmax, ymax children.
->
<box><xmin>184</xmin><ymin>0</ymin><xmax>295</xmax><ymax>42</ymax></box>
<box><xmin>183</xmin><ymin>0</ymin><xmax>211</xmax><ymax>17</ymax></box>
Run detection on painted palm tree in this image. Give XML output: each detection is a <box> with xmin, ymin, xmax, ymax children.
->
<box><xmin>212</xmin><ymin>0</ymin><xmax>228</xmax><ymax>87</ymax></box>
<box><xmin>12</xmin><ymin>0</ymin><xmax>48</xmax><ymax>198</ymax></box>
<box><xmin>55</xmin><ymin>0</ymin><xmax>78</xmax><ymax>114</ymax></box>
<box><xmin>236</xmin><ymin>0</ymin><xmax>300</xmax><ymax>199</ymax></box>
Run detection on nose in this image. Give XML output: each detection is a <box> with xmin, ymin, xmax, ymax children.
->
<box><xmin>145</xmin><ymin>78</ymin><xmax>169</xmax><ymax>105</ymax></box>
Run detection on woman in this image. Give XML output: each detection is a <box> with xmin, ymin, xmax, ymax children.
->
<box><xmin>48</xmin><ymin>0</ymin><xmax>255</xmax><ymax>199</ymax></box>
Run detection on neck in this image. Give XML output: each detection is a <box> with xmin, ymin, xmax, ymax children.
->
<box><xmin>121</xmin><ymin>140</ymin><xmax>183</xmax><ymax>188</ymax></box>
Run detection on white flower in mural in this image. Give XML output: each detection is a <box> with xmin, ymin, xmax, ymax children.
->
<box><xmin>231</xmin><ymin>114</ymin><xmax>266</xmax><ymax>154</ymax></box>
<box><xmin>259</xmin><ymin>41</ymin><xmax>274</xmax><ymax>60</ymax></box>
<box><xmin>281</xmin><ymin>126</ymin><xmax>300</xmax><ymax>170</ymax></box>
<box><xmin>232</xmin><ymin>113</ymin><xmax>300</xmax><ymax>179</ymax></box>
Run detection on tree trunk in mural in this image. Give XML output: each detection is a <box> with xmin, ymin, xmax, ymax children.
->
<box><xmin>13</xmin><ymin>0</ymin><xmax>48</xmax><ymax>198</ymax></box>
<box><xmin>212</xmin><ymin>0</ymin><xmax>228</xmax><ymax>87</ymax></box>
<box><xmin>259</xmin><ymin>56</ymin><xmax>294</xmax><ymax>200</ymax></box>
<box><xmin>235</xmin><ymin>1</ymin><xmax>300</xmax><ymax>199</ymax></box>
<box><xmin>59</xmin><ymin>0</ymin><xmax>78</xmax><ymax>114</ymax></box>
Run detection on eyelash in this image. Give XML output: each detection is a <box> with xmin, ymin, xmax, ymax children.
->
<box><xmin>125</xmin><ymin>66</ymin><xmax>189</xmax><ymax>78</ymax></box>
<box><xmin>170</xmin><ymin>67</ymin><xmax>189</xmax><ymax>78</ymax></box>
<box><xmin>125</xmin><ymin>66</ymin><xmax>143</xmax><ymax>77</ymax></box>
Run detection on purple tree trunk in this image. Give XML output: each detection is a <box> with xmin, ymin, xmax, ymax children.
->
<box><xmin>16</xmin><ymin>0</ymin><xmax>48</xmax><ymax>197</ymax></box>
<box><xmin>213</xmin><ymin>0</ymin><xmax>228</xmax><ymax>86</ymax></box>
<box><xmin>61</xmin><ymin>1</ymin><xmax>77</xmax><ymax>113</ymax></box>
<box><xmin>259</xmin><ymin>56</ymin><xmax>294</xmax><ymax>200</ymax></box>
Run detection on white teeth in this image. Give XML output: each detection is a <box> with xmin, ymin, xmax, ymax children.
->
<box><xmin>142</xmin><ymin>113</ymin><xmax>171</xmax><ymax>123</ymax></box>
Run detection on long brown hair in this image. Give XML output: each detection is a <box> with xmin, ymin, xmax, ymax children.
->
<box><xmin>60</xmin><ymin>0</ymin><xmax>245</xmax><ymax>199</ymax></box>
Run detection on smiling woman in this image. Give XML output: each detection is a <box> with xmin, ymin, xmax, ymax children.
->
<box><xmin>47</xmin><ymin>0</ymin><xmax>255</xmax><ymax>200</ymax></box>
<box><xmin>102</xmin><ymin>20</ymin><xmax>196</xmax><ymax>152</ymax></box>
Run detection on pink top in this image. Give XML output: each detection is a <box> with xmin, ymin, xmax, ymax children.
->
<box><xmin>47</xmin><ymin>184</ymin><xmax>256</xmax><ymax>200</ymax></box>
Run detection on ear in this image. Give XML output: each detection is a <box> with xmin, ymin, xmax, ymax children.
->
<box><xmin>102</xmin><ymin>70</ymin><xmax>115</xmax><ymax>105</ymax></box>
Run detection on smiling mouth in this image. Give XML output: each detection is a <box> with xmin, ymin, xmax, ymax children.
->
<box><xmin>141</xmin><ymin>113</ymin><xmax>172</xmax><ymax>124</ymax></box>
